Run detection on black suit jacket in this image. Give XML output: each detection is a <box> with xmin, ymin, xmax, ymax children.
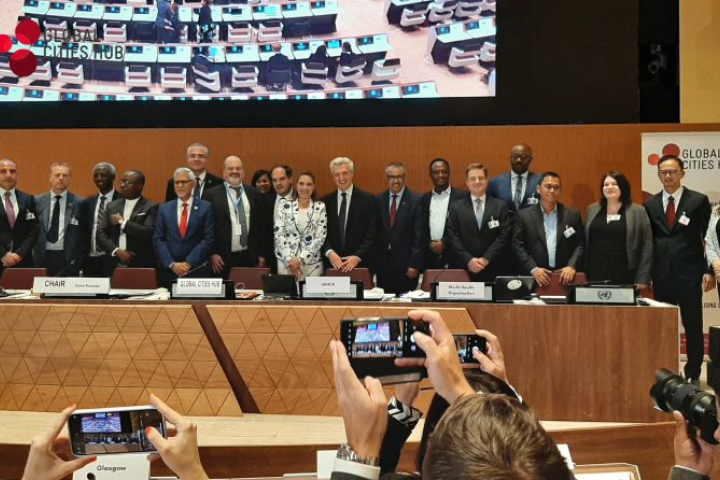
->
<box><xmin>0</xmin><ymin>189</ymin><xmax>40</xmax><ymax>267</ymax></box>
<box><xmin>83</xmin><ymin>190</ymin><xmax>118</xmax><ymax>252</ymax></box>
<box><xmin>33</xmin><ymin>191</ymin><xmax>88</xmax><ymax>274</ymax></box>
<box><xmin>512</xmin><ymin>203</ymin><xmax>585</xmax><ymax>273</ymax></box>
<box><xmin>323</xmin><ymin>187</ymin><xmax>379</xmax><ymax>269</ymax></box>
<box><xmin>645</xmin><ymin>188</ymin><xmax>710</xmax><ymax>283</ymax></box>
<box><xmin>444</xmin><ymin>194</ymin><xmax>511</xmax><ymax>279</ymax></box>
<box><xmin>377</xmin><ymin>188</ymin><xmax>424</xmax><ymax>271</ymax></box>
<box><xmin>202</xmin><ymin>183</ymin><xmax>271</xmax><ymax>265</ymax></box>
<box><xmin>97</xmin><ymin>196</ymin><xmax>159</xmax><ymax>273</ymax></box>
<box><xmin>165</xmin><ymin>171</ymin><xmax>222</xmax><ymax>202</ymax></box>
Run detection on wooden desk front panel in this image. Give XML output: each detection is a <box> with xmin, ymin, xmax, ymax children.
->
<box><xmin>0</xmin><ymin>304</ymin><xmax>242</xmax><ymax>416</ymax></box>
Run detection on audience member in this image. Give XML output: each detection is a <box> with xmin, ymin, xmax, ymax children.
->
<box><xmin>274</xmin><ymin>171</ymin><xmax>327</xmax><ymax>279</ymax></box>
<box><xmin>584</xmin><ymin>170</ymin><xmax>652</xmax><ymax>288</ymax></box>
<box><xmin>421</xmin><ymin>158</ymin><xmax>465</xmax><ymax>270</ymax></box>
<box><xmin>155</xmin><ymin>168</ymin><xmax>215</xmax><ymax>286</ymax></box>
<box><xmin>97</xmin><ymin>170</ymin><xmax>159</xmax><ymax>275</ymax></box>
<box><xmin>198</xmin><ymin>0</ymin><xmax>215</xmax><ymax>43</ymax></box>
<box><xmin>375</xmin><ymin>162</ymin><xmax>424</xmax><ymax>294</ymax></box>
<box><xmin>645</xmin><ymin>154</ymin><xmax>713</xmax><ymax>384</ymax></box>
<box><xmin>252</xmin><ymin>169</ymin><xmax>272</xmax><ymax>195</ymax></box>
<box><xmin>323</xmin><ymin>157</ymin><xmax>379</xmax><ymax>272</ymax></box>
<box><xmin>266</xmin><ymin>43</ymin><xmax>292</xmax><ymax>90</ymax></box>
<box><xmin>203</xmin><ymin>156</ymin><xmax>271</xmax><ymax>275</ymax></box>
<box><xmin>308</xmin><ymin>44</ymin><xmax>333</xmax><ymax>72</ymax></box>
<box><xmin>165</xmin><ymin>143</ymin><xmax>222</xmax><ymax>202</ymax></box>
<box><xmin>156</xmin><ymin>0</ymin><xmax>172</xmax><ymax>44</ymax></box>
<box><xmin>444</xmin><ymin>164</ymin><xmax>510</xmax><ymax>281</ymax></box>
<box><xmin>487</xmin><ymin>143</ymin><xmax>541</xmax><ymax>214</ymax></box>
<box><xmin>339</xmin><ymin>42</ymin><xmax>358</xmax><ymax>67</ymax></box>
<box><xmin>83</xmin><ymin>162</ymin><xmax>118</xmax><ymax>277</ymax></box>
<box><xmin>0</xmin><ymin>159</ymin><xmax>39</xmax><ymax>275</ymax></box>
<box><xmin>33</xmin><ymin>163</ymin><xmax>87</xmax><ymax>276</ymax></box>
<box><xmin>512</xmin><ymin>171</ymin><xmax>584</xmax><ymax>287</ymax></box>
<box><xmin>162</xmin><ymin>1</ymin><xmax>183</xmax><ymax>44</ymax></box>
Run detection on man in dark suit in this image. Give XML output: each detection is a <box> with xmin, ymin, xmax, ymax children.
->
<box><xmin>33</xmin><ymin>162</ymin><xmax>87</xmax><ymax>276</ymax></box>
<box><xmin>0</xmin><ymin>159</ymin><xmax>40</xmax><ymax>277</ymax></box>
<box><xmin>203</xmin><ymin>155</ymin><xmax>271</xmax><ymax>277</ymax></box>
<box><xmin>265</xmin><ymin>43</ymin><xmax>292</xmax><ymax>90</ymax></box>
<box><xmin>487</xmin><ymin>143</ymin><xmax>541</xmax><ymax>214</ymax></box>
<box><xmin>165</xmin><ymin>143</ymin><xmax>222</xmax><ymax>202</ymax></box>
<box><xmin>155</xmin><ymin>167</ymin><xmax>215</xmax><ymax>286</ymax></box>
<box><xmin>444</xmin><ymin>164</ymin><xmax>511</xmax><ymax>281</ymax></box>
<box><xmin>97</xmin><ymin>170</ymin><xmax>159</xmax><ymax>276</ymax></box>
<box><xmin>421</xmin><ymin>158</ymin><xmax>465</xmax><ymax>270</ymax></box>
<box><xmin>376</xmin><ymin>163</ymin><xmax>424</xmax><ymax>294</ymax></box>
<box><xmin>83</xmin><ymin>162</ymin><xmax>118</xmax><ymax>277</ymax></box>
<box><xmin>645</xmin><ymin>155</ymin><xmax>713</xmax><ymax>383</ymax></box>
<box><xmin>323</xmin><ymin>157</ymin><xmax>379</xmax><ymax>272</ymax></box>
<box><xmin>512</xmin><ymin>171</ymin><xmax>584</xmax><ymax>287</ymax></box>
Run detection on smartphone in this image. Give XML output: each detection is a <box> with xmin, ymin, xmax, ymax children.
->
<box><xmin>69</xmin><ymin>406</ymin><xmax>166</xmax><ymax>456</ymax></box>
<box><xmin>453</xmin><ymin>334</ymin><xmax>488</xmax><ymax>364</ymax></box>
<box><xmin>340</xmin><ymin>317</ymin><xmax>430</xmax><ymax>384</ymax></box>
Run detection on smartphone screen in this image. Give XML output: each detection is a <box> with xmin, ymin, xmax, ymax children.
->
<box><xmin>344</xmin><ymin>317</ymin><xmax>428</xmax><ymax>359</ymax></box>
<box><xmin>454</xmin><ymin>334</ymin><xmax>488</xmax><ymax>364</ymax></box>
<box><xmin>69</xmin><ymin>407</ymin><xmax>166</xmax><ymax>455</ymax></box>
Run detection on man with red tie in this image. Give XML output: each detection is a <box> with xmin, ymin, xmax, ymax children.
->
<box><xmin>0</xmin><ymin>159</ymin><xmax>39</xmax><ymax>277</ymax></box>
<box><xmin>645</xmin><ymin>154</ymin><xmax>713</xmax><ymax>384</ymax></box>
<box><xmin>155</xmin><ymin>167</ymin><xmax>215</xmax><ymax>287</ymax></box>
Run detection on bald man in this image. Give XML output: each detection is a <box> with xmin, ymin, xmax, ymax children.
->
<box><xmin>487</xmin><ymin>144</ymin><xmax>542</xmax><ymax>214</ymax></box>
<box><xmin>202</xmin><ymin>155</ymin><xmax>271</xmax><ymax>277</ymax></box>
<box><xmin>0</xmin><ymin>159</ymin><xmax>40</xmax><ymax>276</ymax></box>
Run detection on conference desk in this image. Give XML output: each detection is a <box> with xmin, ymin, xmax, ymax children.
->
<box><xmin>0</xmin><ymin>299</ymin><xmax>677</xmax><ymax>424</ymax></box>
<box><xmin>427</xmin><ymin>16</ymin><xmax>496</xmax><ymax>64</ymax></box>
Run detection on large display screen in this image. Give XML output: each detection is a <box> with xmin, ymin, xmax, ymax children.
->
<box><xmin>0</xmin><ymin>0</ymin><xmax>497</xmax><ymax>102</ymax></box>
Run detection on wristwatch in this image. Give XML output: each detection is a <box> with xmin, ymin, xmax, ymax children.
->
<box><xmin>336</xmin><ymin>443</ymin><xmax>380</xmax><ymax>467</ymax></box>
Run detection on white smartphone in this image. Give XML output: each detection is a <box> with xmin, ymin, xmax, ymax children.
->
<box><xmin>68</xmin><ymin>405</ymin><xmax>166</xmax><ymax>456</ymax></box>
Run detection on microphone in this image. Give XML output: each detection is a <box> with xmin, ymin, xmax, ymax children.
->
<box><xmin>179</xmin><ymin>261</ymin><xmax>210</xmax><ymax>278</ymax></box>
<box><xmin>54</xmin><ymin>259</ymin><xmax>78</xmax><ymax>277</ymax></box>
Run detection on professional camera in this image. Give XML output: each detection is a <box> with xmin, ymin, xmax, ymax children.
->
<box><xmin>649</xmin><ymin>368</ymin><xmax>719</xmax><ymax>444</ymax></box>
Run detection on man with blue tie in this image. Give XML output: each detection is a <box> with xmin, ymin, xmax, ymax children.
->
<box><xmin>487</xmin><ymin>144</ymin><xmax>541</xmax><ymax>214</ymax></box>
<box><xmin>33</xmin><ymin>163</ymin><xmax>87</xmax><ymax>276</ymax></box>
<box><xmin>155</xmin><ymin>167</ymin><xmax>215</xmax><ymax>286</ymax></box>
<box><xmin>445</xmin><ymin>164</ymin><xmax>511</xmax><ymax>281</ymax></box>
<box><xmin>0</xmin><ymin>159</ymin><xmax>39</xmax><ymax>277</ymax></box>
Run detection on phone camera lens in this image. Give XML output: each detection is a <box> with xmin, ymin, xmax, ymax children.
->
<box><xmin>87</xmin><ymin>473</ymin><xmax>96</xmax><ymax>480</ymax></box>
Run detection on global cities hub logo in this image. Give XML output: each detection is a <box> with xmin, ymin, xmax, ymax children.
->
<box><xmin>647</xmin><ymin>143</ymin><xmax>681</xmax><ymax>166</ymax></box>
<box><xmin>0</xmin><ymin>20</ymin><xmax>41</xmax><ymax>77</ymax></box>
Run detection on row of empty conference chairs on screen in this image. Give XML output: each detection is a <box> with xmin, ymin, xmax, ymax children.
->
<box><xmin>394</xmin><ymin>0</ymin><xmax>496</xmax><ymax>28</ymax></box>
<box><xmin>0</xmin><ymin>267</ymin><xmax>584</xmax><ymax>296</ymax></box>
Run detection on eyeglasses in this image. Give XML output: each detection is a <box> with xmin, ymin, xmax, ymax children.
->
<box><xmin>174</xmin><ymin>180</ymin><xmax>193</xmax><ymax>186</ymax></box>
<box><xmin>542</xmin><ymin>184</ymin><xmax>561</xmax><ymax>191</ymax></box>
<box><xmin>659</xmin><ymin>169</ymin><xmax>680</xmax><ymax>176</ymax></box>
<box><xmin>386</xmin><ymin>175</ymin><xmax>405</xmax><ymax>181</ymax></box>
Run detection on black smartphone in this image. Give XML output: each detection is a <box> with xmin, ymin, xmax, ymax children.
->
<box><xmin>69</xmin><ymin>406</ymin><xmax>166</xmax><ymax>456</ymax></box>
<box><xmin>454</xmin><ymin>334</ymin><xmax>488</xmax><ymax>364</ymax></box>
<box><xmin>340</xmin><ymin>317</ymin><xmax>430</xmax><ymax>384</ymax></box>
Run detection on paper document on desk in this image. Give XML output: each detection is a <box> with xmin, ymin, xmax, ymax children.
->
<box><xmin>363</xmin><ymin>287</ymin><xmax>386</xmax><ymax>300</ymax></box>
<box><xmin>403</xmin><ymin>289</ymin><xmax>431</xmax><ymax>300</ymax></box>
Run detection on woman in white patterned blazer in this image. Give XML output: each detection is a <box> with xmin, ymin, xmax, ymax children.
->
<box><xmin>274</xmin><ymin>171</ymin><xmax>328</xmax><ymax>279</ymax></box>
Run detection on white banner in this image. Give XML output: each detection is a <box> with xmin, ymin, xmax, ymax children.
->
<box><xmin>641</xmin><ymin>132</ymin><xmax>720</xmax><ymax>349</ymax></box>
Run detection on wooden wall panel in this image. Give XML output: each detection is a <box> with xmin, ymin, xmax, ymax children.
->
<box><xmin>2</xmin><ymin>123</ymin><xmax>719</xmax><ymax>215</ymax></box>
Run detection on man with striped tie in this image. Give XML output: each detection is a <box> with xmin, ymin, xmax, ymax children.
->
<box><xmin>83</xmin><ymin>162</ymin><xmax>117</xmax><ymax>277</ymax></box>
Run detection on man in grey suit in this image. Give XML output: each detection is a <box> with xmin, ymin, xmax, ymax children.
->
<box><xmin>33</xmin><ymin>163</ymin><xmax>87</xmax><ymax>276</ymax></box>
<box><xmin>97</xmin><ymin>170</ymin><xmax>158</xmax><ymax>276</ymax></box>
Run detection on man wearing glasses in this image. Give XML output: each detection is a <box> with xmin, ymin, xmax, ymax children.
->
<box><xmin>645</xmin><ymin>155</ymin><xmax>713</xmax><ymax>385</ymax></box>
<box><xmin>97</xmin><ymin>170</ymin><xmax>158</xmax><ymax>276</ymax></box>
<box><xmin>512</xmin><ymin>171</ymin><xmax>584</xmax><ymax>287</ymax></box>
<box><xmin>488</xmin><ymin>144</ymin><xmax>541</xmax><ymax>215</ymax></box>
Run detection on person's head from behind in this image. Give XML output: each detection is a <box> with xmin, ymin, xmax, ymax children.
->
<box><xmin>314</xmin><ymin>45</ymin><xmax>327</xmax><ymax>57</ymax></box>
<box><xmin>342</xmin><ymin>42</ymin><xmax>352</xmax><ymax>53</ymax></box>
<box><xmin>422</xmin><ymin>394</ymin><xmax>573</xmax><ymax>480</ymax></box>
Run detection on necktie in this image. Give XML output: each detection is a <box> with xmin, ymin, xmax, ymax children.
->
<box><xmin>233</xmin><ymin>186</ymin><xmax>249</xmax><ymax>248</ymax></box>
<box><xmin>390</xmin><ymin>194</ymin><xmax>398</xmax><ymax>228</ymax></box>
<box><xmin>179</xmin><ymin>202</ymin><xmax>188</xmax><ymax>238</ymax></box>
<box><xmin>339</xmin><ymin>192</ymin><xmax>347</xmax><ymax>247</ymax></box>
<box><xmin>95</xmin><ymin>195</ymin><xmax>106</xmax><ymax>254</ymax></box>
<box><xmin>666</xmin><ymin>195</ymin><xmax>676</xmax><ymax>229</ymax></box>
<box><xmin>47</xmin><ymin>195</ymin><xmax>61</xmax><ymax>243</ymax></box>
<box><xmin>475</xmin><ymin>198</ymin><xmax>483</xmax><ymax>230</ymax></box>
<box><xmin>194</xmin><ymin>177</ymin><xmax>203</xmax><ymax>201</ymax></box>
<box><xmin>513</xmin><ymin>176</ymin><xmax>523</xmax><ymax>210</ymax></box>
<box><xmin>4</xmin><ymin>192</ymin><xmax>15</xmax><ymax>229</ymax></box>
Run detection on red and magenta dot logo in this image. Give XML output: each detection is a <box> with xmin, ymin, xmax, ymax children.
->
<box><xmin>647</xmin><ymin>143</ymin><xmax>681</xmax><ymax>166</ymax></box>
<box><xmin>0</xmin><ymin>20</ymin><xmax>41</xmax><ymax>77</ymax></box>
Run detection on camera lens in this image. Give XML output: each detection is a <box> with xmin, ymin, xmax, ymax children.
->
<box><xmin>87</xmin><ymin>473</ymin><xmax>96</xmax><ymax>480</ymax></box>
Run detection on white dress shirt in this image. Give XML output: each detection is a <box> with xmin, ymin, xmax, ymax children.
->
<box><xmin>225</xmin><ymin>183</ymin><xmax>251</xmax><ymax>252</ymax></box>
<box><xmin>118</xmin><ymin>197</ymin><xmax>140</xmax><ymax>252</ymax></box>
<box><xmin>662</xmin><ymin>186</ymin><xmax>684</xmax><ymax>213</ymax></box>
<box><xmin>176</xmin><ymin>197</ymin><xmax>194</xmax><ymax>227</ymax></box>
<box><xmin>194</xmin><ymin>171</ymin><xmax>207</xmax><ymax>197</ymax></box>
<box><xmin>46</xmin><ymin>190</ymin><xmax>68</xmax><ymax>251</ymax></box>
<box><xmin>337</xmin><ymin>184</ymin><xmax>353</xmax><ymax>231</ymax></box>
<box><xmin>511</xmin><ymin>171</ymin><xmax>529</xmax><ymax>202</ymax></box>
<box><xmin>429</xmin><ymin>186</ymin><xmax>451</xmax><ymax>240</ymax></box>
<box><xmin>388</xmin><ymin>187</ymin><xmax>404</xmax><ymax>213</ymax></box>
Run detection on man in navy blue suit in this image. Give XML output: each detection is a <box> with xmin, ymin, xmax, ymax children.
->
<box><xmin>0</xmin><ymin>159</ymin><xmax>39</xmax><ymax>277</ymax></box>
<box><xmin>155</xmin><ymin>167</ymin><xmax>215</xmax><ymax>286</ymax></box>
<box><xmin>487</xmin><ymin>144</ymin><xmax>541</xmax><ymax>215</ymax></box>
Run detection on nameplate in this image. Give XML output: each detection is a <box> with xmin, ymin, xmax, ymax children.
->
<box><xmin>571</xmin><ymin>286</ymin><xmax>636</xmax><ymax>305</ymax></box>
<box><xmin>305</xmin><ymin>276</ymin><xmax>351</xmax><ymax>294</ymax></box>
<box><xmin>173</xmin><ymin>278</ymin><xmax>223</xmax><ymax>297</ymax></box>
<box><xmin>72</xmin><ymin>453</ymin><xmax>150</xmax><ymax>480</ymax></box>
<box><xmin>436</xmin><ymin>282</ymin><xmax>486</xmax><ymax>300</ymax></box>
<box><xmin>33</xmin><ymin>277</ymin><xmax>110</xmax><ymax>296</ymax></box>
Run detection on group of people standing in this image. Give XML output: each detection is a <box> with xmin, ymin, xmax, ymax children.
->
<box><xmin>0</xmin><ymin>143</ymin><xmax>715</xmax><ymax>381</ymax></box>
